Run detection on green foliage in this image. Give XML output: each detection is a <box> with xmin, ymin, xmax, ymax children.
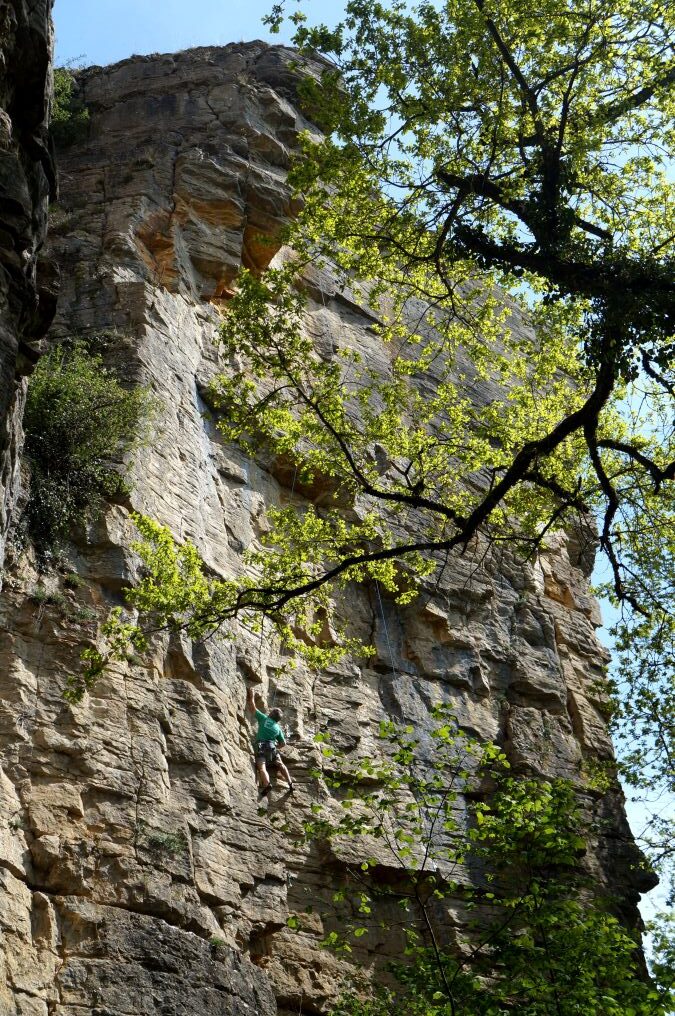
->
<box><xmin>47</xmin><ymin>202</ymin><xmax>74</xmax><ymax>236</ymax></box>
<box><xmin>28</xmin><ymin>586</ymin><xmax>68</xmax><ymax>611</ymax></box>
<box><xmin>594</xmin><ymin>404</ymin><xmax>675</xmax><ymax>897</ymax></box>
<box><xmin>298</xmin><ymin>713</ymin><xmax>673</xmax><ymax>1016</ymax></box>
<box><xmin>51</xmin><ymin>67</ymin><xmax>89</xmax><ymax>147</ymax></box>
<box><xmin>253</xmin><ymin>0</ymin><xmax>675</xmax><ymax>623</ymax></box>
<box><xmin>73</xmin><ymin>606</ymin><xmax>97</xmax><ymax>623</ymax></box>
<box><xmin>145</xmin><ymin>830</ymin><xmax>186</xmax><ymax>855</ymax></box>
<box><xmin>23</xmin><ymin>342</ymin><xmax>153</xmax><ymax>561</ymax></box>
<box><xmin>27</xmin><ymin>576</ymin><xmax>96</xmax><ymax>624</ymax></box>
<box><xmin>208</xmin><ymin>260</ymin><xmax>588</xmax><ymax>617</ymax></box>
<box><xmin>138</xmin><ymin>823</ymin><xmax>187</xmax><ymax>857</ymax></box>
<box><xmin>209</xmin><ymin>935</ymin><xmax>228</xmax><ymax>956</ymax></box>
<box><xmin>68</xmin><ymin>510</ymin><xmax>373</xmax><ymax>702</ymax></box>
<box><xmin>63</xmin><ymin>572</ymin><xmax>87</xmax><ymax>590</ymax></box>
<box><xmin>647</xmin><ymin>913</ymin><xmax>675</xmax><ymax>994</ymax></box>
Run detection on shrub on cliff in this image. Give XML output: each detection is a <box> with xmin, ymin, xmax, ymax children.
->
<box><xmin>23</xmin><ymin>342</ymin><xmax>153</xmax><ymax>558</ymax></box>
<box><xmin>51</xmin><ymin>67</ymin><xmax>89</xmax><ymax>147</ymax></box>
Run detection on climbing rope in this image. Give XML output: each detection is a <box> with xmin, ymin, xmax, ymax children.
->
<box><xmin>375</xmin><ymin>579</ymin><xmax>398</xmax><ymax>679</ymax></box>
<box><xmin>375</xmin><ymin>579</ymin><xmax>437</xmax><ymax>852</ymax></box>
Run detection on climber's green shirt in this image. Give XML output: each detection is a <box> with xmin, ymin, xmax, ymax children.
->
<box><xmin>255</xmin><ymin>708</ymin><xmax>285</xmax><ymax>745</ymax></box>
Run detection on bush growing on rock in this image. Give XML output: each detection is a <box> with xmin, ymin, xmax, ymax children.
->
<box><xmin>51</xmin><ymin>67</ymin><xmax>89</xmax><ymax>147</ymax></box>
<box><xmin>22</xmin><ymin>342</ymin><xmax>154</xmax><ymax>559</ymax></box>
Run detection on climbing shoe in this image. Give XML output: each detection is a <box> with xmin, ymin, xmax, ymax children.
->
<box><xmin>259</xmin><ymin>785</ymin><xmax>271</xmax><ymax>797</ymax></box>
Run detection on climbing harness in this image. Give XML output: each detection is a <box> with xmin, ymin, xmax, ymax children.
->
<box><xmin>256</xmin><ymin>739</ymin><xmax>281</xmax><ymax>765</ymax></box>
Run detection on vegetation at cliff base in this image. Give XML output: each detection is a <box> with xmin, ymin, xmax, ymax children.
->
<box><xmin>23</xmin><ymin>342</ymin><xmax>153</xmax><ymax>559</ymax></box>
<box><xmin>294</xmin><ymin>713</ymin><xmax>675</xmax><ymax>1015</ymax></box>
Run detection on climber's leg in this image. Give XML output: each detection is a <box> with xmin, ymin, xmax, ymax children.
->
<box><xmin>274</xmin><ymin>756</ymin><xmax>294</xmax><ymax>791</ymax></box>
<box><xmin>256</xmin><ymin>755</ymin><xmax>271</xmax><ymax>794</ymax></box>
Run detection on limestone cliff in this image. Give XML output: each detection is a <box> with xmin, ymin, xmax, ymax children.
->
<box><xmin>0</xmin><ymin>44</ymin><xmax>653</xmax><ymax>1015</ymax></box>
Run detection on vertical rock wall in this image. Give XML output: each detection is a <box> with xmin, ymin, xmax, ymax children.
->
<box><xmin>0</xmin><ymin>45</ymin><xmax>653</xmax><ymax>1014</ymax></box>
<box><xmin>0</xmin><ymin>0</ymin><xmax>56</xmax><ymax>581</ymax></box>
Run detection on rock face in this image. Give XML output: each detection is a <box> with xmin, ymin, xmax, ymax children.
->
<box><xmin>0</xmin><ymin>0</ymin><xmax>56</xmax><ymax>582</ymax></box>
<box><xmin>0</xmin><ymin>44</ymin><xmax>652</xmax><ymax>1014</ymax></box>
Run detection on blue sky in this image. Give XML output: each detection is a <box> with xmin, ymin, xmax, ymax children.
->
<box><xmin>53</xmin><ymin>0</ymin><xmax>345</xmax><ymax>67</ymax></box>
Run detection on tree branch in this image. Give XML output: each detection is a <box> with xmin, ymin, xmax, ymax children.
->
<box><xmin>590</xmin><ymin>63</ymin><xmax>675</xmax><ymax>126</ymax></box>
<box><xmin>473</xmin><ymin>0</ymin><xmax>543</xmax><ymax>142</ymax></box>
<box><xmin>596</xmin><ymin>438</ymin><xmax>675</xmax><ymax>492</ymax></box>
<box><xmin>210</xmin><ymin>357</ymin><xmax>617</xmax><ymax>623</ymax></box>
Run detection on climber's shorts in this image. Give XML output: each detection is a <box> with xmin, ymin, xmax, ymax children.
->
<box><xmin>256</xmin><ymin>740</ymin><xmax>280</xmax><ymax>766</ymax></box>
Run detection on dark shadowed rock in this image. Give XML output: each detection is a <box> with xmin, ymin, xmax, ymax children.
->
<box><xmin>0</xmin><ymin>0</ymin><xmax>56</xmax><ymax>581</ymax></box>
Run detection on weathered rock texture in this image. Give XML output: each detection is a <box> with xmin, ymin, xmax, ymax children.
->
<box><xmin>0</xmin><ymin>44</ymin><xmax>652</xmax><ymax>1014</ymax></box>
<box><xmin>0</xmin><ymin>0</ymin><xmax>56</xmax><ymax>581</ymax></box>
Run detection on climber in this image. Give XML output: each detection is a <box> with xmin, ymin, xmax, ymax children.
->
<box><xmin>246</xmin><ymin>685</ymin><xmax>294</xmax><ymax>796</ymax></box>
